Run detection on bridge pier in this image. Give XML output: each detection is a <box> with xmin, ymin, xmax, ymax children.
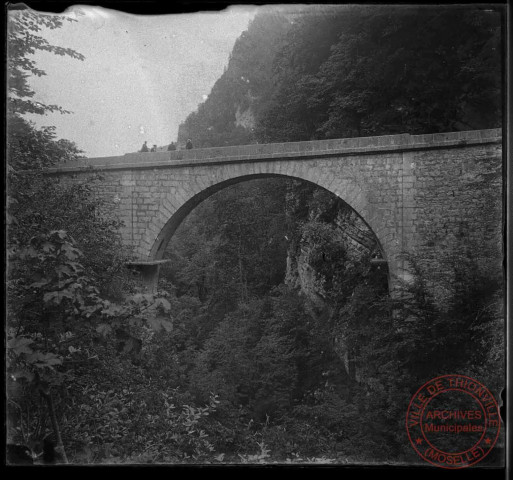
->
<box><xmin>126</xmin><ymin>260</ymin><xmax>170</xmax><ymax>293</ymax></box>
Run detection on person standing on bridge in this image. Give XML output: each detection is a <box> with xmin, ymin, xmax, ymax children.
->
<box><xmin>167</xmin><ymin>142</ymin><xmax>177</xmax><ymax>151</ymax></box>
<box><xmin>186</xmin><ymin>138</ymin><xmax>193</xmax><ymax>150</ymax></box>
<box><xmin>150</xmin><ymin>144</ymin><xmax>157</xmax><ymax>152</ymax></box>
<box><xmin>140</xmin><ymin>141</ymin><xmax>149</xmax><ymax>152</ymax></box>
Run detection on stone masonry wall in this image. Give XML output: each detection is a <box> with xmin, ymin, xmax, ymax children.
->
<box><xmin>408</xmin><ymin>142</ymin><xmax>502</xmax><ymax>301</ymax></box>
<box><xmin>48</xmin><ymin>129</ymin><xmax>503</xmax><ymax>293</ymax></box>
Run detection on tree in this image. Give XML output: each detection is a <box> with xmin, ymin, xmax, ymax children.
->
<box><xmin>256</xmin><ymin>6</ymin><xmax>502</xmax><ymax>142</ymax></box>
<box><xmin>312</xmin><ymin>8</ymin><xmax>502</xmax><ymax>138</ymax></box>
<box><xmin>7</xmin><ymin>7</ymin><xmax>84</xmax><ymax>117</ymax></box>
<box><xmin>6</xmin><ymin>8</ymin><xmax>133</xmax><ymax>463</ymax></box>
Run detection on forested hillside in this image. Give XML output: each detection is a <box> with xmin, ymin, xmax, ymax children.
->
<box><xmin>177</xmin><ymin>11</ymin><xmax>291</xmax><ymax>148</ymax></box>
<box><xmin>178</xmin><ymin>5</ymin><xmax>501</xmax><ymax>146</ymax></box>
<box><xmin>170</xmin><ymin>4</ymin><xmax>504</xmax><ymax>463</ymax></box>
<box><xmin>157</xmin><ymin>178</ymin><xmax>394</xmax><ymax>460</ymax></box>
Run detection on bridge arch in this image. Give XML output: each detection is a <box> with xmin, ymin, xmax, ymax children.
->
<box><xmin>133</xmin><ymin>161</ymin><xmax>396</xmax><ymax>293</ymax></box>
<box><xmin>148</xmin><ymin>172</ymin><xmax>388</xmax><ymax>263</ymax></box>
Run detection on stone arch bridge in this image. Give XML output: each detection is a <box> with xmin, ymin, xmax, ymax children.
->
<box><xmin>46</xmin><ymin>129</ymin><xmax>502</xmax><ymax>293</ymax></box>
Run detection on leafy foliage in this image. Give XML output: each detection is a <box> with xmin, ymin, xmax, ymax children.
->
<box><xmin>7</xmin><ymin>8</ymin><xmax>84</xmax><ymax>116</ymax></box>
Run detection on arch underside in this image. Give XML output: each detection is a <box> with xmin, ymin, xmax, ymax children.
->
<box><xmin>148</xmin><ymin>173</ymin><xmax>389</xmax><ymax>265</ymax></box>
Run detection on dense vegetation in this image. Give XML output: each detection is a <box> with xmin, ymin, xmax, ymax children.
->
<box><xmin>7</xmin><ymin>6</ymin><xmax>504</xmax><ymax>465</ymax></box>
<box><xmin>178</xmin><ymin>5</ymin><xmax>502</xmax><ymax>146</ymax></box>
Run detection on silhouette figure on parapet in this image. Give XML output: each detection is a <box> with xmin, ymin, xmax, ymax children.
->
<box><xmin>150</xmin><ymin>144</ymin><xmax>157</xmax><ymax>152</ymax></box>
<box><xmin>186</xmin><ymin>139</ymin><xmax>193</xmax><ymax>150</ymax></box>
<box><xmin>140</xmin><ymin>141</ymin><xmax>149</xmax><ymax>152</ymax></box>
<box><xmin>167</xmin><ymin>142</ymin><xmax>177</xmax><ymax>151</ymax></box>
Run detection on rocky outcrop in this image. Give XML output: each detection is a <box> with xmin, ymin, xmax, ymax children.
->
<box><xmin>235</xmin><ymin>105</ymin><xmax>256</xmax><ymax>130</ymax></box>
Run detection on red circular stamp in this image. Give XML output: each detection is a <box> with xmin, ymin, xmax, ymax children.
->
<box><xmin>406</xmin><ymin>374</ymin><xmax>500</xmax><ymax>469</ymax></box>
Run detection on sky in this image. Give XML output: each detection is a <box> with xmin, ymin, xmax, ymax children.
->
<box><xmin>20</xmin><ymin>5</ymin><xmax>259</xmax><ymax>157</ymax></box>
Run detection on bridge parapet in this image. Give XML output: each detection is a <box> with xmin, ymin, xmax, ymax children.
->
<box><xmin>46</xmin><ymin>128</ymin><xmax>501</xmax><ymax>174</ymax></box>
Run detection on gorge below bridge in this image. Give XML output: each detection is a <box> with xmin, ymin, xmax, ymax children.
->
<box><xmin>46</xmin><ymin>128</ymin><xmax>503</xmax><ymax>295</ymax></box>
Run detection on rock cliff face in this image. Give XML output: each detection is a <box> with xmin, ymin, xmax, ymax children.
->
<box><xmin>234</xmin><ymin>106</ymin><xmax>256</xmax><ymax>130</ymax></box>
<box><xmin>284</xmin><ymin>184</ymin><xmax>380</xmax><ymax>306</ymax></box>
<box><xmin>285</xmin><ymin>219</ymin><xmax>377</xmax><ymax>307</ymax></box>
<box><xmin>281</xmin><ymin>182</ymin><xmax>384</xmax><ymax>381</ymax></box>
